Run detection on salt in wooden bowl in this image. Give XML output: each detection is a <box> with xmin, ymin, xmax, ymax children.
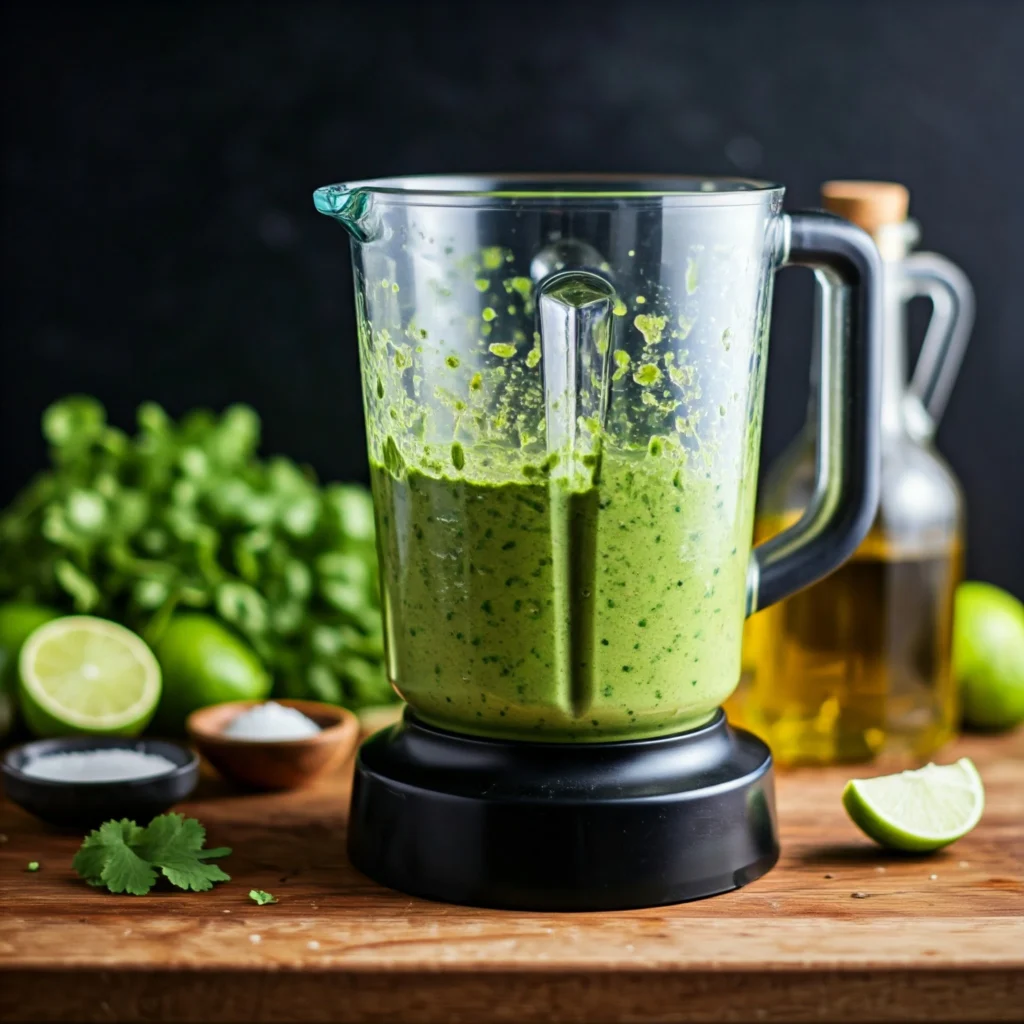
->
<box><xmin>186</xmin><ymin>699</ymin><xmax>359</xmax><ymax>791</ymax></box>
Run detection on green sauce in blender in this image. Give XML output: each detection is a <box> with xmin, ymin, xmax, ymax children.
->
<box><xmin>371</xmin><ymin>448</ymin><xmax>752</xmax><ymax>741</ymax></box>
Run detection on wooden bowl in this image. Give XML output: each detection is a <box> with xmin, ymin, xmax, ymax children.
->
<box><xmin>186</xmin><ymin>700</ymin><xmax>359</xmax><ymax>791</ymax></box>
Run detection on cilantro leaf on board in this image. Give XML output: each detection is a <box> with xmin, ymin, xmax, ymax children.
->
<box><xmin>73</xmin><ymin>813</ymin><xmax>231</xmax><ymax>896</ymax></box>
<box><xmin>134</xmin><ymin>812</ymin><xmax>233</xmax><ymax>892</ymax></box>
<box><xmin>159</xmin><ymin>856</ymin><xmax>232</xmax><ymax>893</ymax></box>
<box><xmin>249</xmin><ymin>889</ymin><xmax>277</xmax><ymax>905</ymax></box>
<box><xmin>197</xmin><ymin>847</ymin><xmax>232</xmax><ymax>860</ymax></box>
<box><xmin>73</xmin><ymin>819</ymin><xmax>145</xmax><ymax>882</ymax></box>
<box><xmin>101</xmin><ymin>841</ymin><xmax>158</xmax><ymax>896</ymax></box>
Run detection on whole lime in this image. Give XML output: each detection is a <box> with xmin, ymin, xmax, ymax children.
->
<box><xmin>952</xmin><ymin>582</ymin><xmax>1024</xmax><ymax>730</ymax></box>
<box><xmin>152</xmin><ymin>613</ymin><xmax>271</xmax><ymax>733</ymax></box>
<box><xmin>0</xmin><ymin>603</ymin><xmax>61</xmax><ymax>738</ymax></box>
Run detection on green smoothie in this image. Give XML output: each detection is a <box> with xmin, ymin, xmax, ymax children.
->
<box><xmin>371</xmin><ymin>445</ymin><xmax>753</xmax><ymax>741</ymax></box>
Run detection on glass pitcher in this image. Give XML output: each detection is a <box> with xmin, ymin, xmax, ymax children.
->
<box><xmin>738</xmin><ymin>181</ymin><xmax>974</xmax><ymax>763</ymax></box>
<box><xmin>314</xmin><ymin>175</ymin><xmax>882</xmax><ymax>743</ymax></box>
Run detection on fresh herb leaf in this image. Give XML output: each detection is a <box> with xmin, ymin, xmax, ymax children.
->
<box><xmin>249</xmin><ymin>889</ymin><xmax>277</xmax><ymax>905</ymax></box>
<box><xmin>101</xmin><ymin>840</ymin><xmax>158</xmax><ymax>896</ymax></box>
<box><xmin>73</xmin><ymin>819</ymin><xmax>145</xmax><ymax>881</ymax></box>
<box><xmin>26</xmin><ymin>861</ymin><xmax>40</xmax><ymax>872</ymax></box>
<box><xmin>160</xmin><ymin>857</ymin><xmax>231</xmax><ymax>893</ymax></box>
<box><xmin>73</xmin><ymin>813</ymin><xmax>231</xmax><ymax>896</ymax></box>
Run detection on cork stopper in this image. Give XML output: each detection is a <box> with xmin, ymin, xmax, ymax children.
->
<box><xmin>820</xmin><ymin>181</ymin><xmax>910</xmax><ymax>234</ymax></box>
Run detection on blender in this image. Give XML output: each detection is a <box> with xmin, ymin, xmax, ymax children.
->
<box><xmin>314</xmin><ymin>175</ymin><xmax>882</xmax><ymax>910</ymax></box>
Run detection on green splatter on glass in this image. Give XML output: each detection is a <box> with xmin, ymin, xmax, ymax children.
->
<box><xmin>481</xmin><ymin>246</ymin><xmax>504</xmax><ymax>270</ymax></box>
<box><xmin>612</xmin><ymin>350</ymin><xmax>631</xmax><ymax>381</ymax></box>
<box><xmin>633</xmin><ymin>363</ymin><xmax>662</xmax><ymax>386</ymax></box>
<box><xmin>634</xmin><ymin>314</ymin><xmax>668</xmax><ymax>346</ymax></box>
<box><xmin>685</xmin><ymin>257</ymin><xmax>698</xmax><ymax>294</ymax></box>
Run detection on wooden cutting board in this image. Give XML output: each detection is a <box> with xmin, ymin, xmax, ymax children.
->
<box><xmin>1</xmin><ymin>728</ymin><xmax>1021</xmax><ymax>1024</ymax></box>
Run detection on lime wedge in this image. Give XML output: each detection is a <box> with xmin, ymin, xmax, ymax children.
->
<box><xmin>18</xmin><ymin>616</ymin><xmax>161</xmax><ymax>737</ymax></box>
<box><xmin>842</xmin><ymin>758</ymin><xmax>984</xmax><ymax>853</ymax></box>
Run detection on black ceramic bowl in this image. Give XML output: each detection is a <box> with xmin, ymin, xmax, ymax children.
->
<box><xmin>1</xmin><ymin>736</ymin><xmax>199</xmax><ymax>828</ymax></box>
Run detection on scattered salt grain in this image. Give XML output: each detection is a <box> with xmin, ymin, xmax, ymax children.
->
<box><xmin>224</xmin><ymin>702</ymin><xmax>321</xmax><ymax>741</ymax></box>
<box><xmin>929</xmin><ymin>873</ymin><xmax>938</xmax><ymax>880</ymax></box>
<box><xmin>249</xmin><ymin>934</ymin><xmax>262</xmax><ymax>944</ymax></box>
<box><xmin>21</xmin><ymin>748</ymin><xmax>177</xmax><ymax>783</ymax></box>
<box><xmin>307</xmin><ymin>940</ymin><xmax>320</xmax><ymax>951</ymax></box>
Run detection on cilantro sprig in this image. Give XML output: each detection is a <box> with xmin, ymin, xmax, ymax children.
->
<box><xmin>73</xmin><ymin>813</ymin><xmax>232</xmax><ymax>896</ymax></box>
<box><xmin>249</xmin><ymin>889</ymin><xmax>277</xmax><ymax>905</ymax></box>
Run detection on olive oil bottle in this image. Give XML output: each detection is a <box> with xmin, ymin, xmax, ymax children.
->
<box><xmin>733</xmin><ymin>182</ymin><xmax>974</xmax><ymax>765</ymax></box>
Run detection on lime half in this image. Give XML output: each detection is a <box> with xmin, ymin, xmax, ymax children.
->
<box><xmin>842</xmin><ymin>758</ymin><xmax>985</xmax><ymax>853</ymax></box>
<box><xmin>18</xmin><ymin>616</ymin><xmax>162</xmax><ymax>737</ymax></box>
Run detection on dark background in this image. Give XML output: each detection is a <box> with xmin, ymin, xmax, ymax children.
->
<box><xmin>2</xmin><ymin>0</ymin><xmax>1022</xmax><ymax>594</ymax></box>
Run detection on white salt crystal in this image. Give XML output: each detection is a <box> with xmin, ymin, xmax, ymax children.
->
<box><xmin>224</xmin><ymin>701</ymin><xmax>321</xmax><ymax>741</ymax></box>
<box><xmin>21</xmin><ymin>748</ymin><xmax>177</xmax><ymax>783</ymax></box>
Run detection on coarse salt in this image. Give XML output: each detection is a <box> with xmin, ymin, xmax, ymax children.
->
<box><xmin>224</xmin><ymin>702</ymin><xmax>321</xmax><ymax>741</ymax></box>
<box><xmin>20</xmin><ymin>748</ymin><xmax>177</xmax><ymax>783</ymax></box>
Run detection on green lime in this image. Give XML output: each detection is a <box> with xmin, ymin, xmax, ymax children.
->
<box><xmin>18</xmin><ymin>616</ymin><xmax>162</xmax><ymax>737</ymax></box>
<box><xmin>152</xmin><ymin>613</ymin><xmax>270</xmax><ymax>733</ymax></box>
<box><xmin>842</xmin><ymin>757</ymin><xmax>985</xmax><ymax>853</ymax></box>
<box><xmin>952</xmin><ymin>582</ymin><xmax>1024</xmax><ymax>730</ymax></box>
<box><xmin>0</xmin><ymin>603</ymin><xmax>62</xmax><ymax>737</ymax></box>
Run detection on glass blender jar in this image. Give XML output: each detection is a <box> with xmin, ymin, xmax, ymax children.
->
<box><xmin>315</xmin><ymin>175</ymin><xmax>882</xmax><ymax>910</ymax></box>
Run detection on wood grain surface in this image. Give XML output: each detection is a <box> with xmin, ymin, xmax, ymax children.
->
<box><xmin>1</xmin><ymin>728</ymin><xmax>1021</xmax><ymax>1023</ymax></box>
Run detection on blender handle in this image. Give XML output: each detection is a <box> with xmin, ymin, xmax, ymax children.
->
<box><xmin>901</xmin><ymin>251</ymin><xmax>975</xmax><ymax>441</ymax></box>
<box><xmin>747</xmin><ymin>212</ymin><xmax>883</xmax><ymax>615</ymax></box>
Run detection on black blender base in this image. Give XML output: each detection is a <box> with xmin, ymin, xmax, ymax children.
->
<box><xmin>347</xmin><ymin>709</ymin><xmax>779</xmax><ymax>911</ymax></box>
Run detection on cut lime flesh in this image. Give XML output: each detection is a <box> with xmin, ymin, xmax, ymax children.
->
<box><xmin>19</xmin><ymin>616</ymin><xmax>161</xmax><ymax>736</ymax></box>
<box><xmin>842</xmin><ymin>758</ymin><xmax>985</xmax><ymax>853</ymax></box>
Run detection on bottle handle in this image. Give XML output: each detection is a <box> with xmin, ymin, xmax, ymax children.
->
<box><xmin>747</xmin><ymin>212</ymin><xmax>883</xmax><ymax>615</ymax></box>
<box><xmin>900</xmin><ymin>251</ymin><xmax>975</xmax><ymax>441</ymax></box>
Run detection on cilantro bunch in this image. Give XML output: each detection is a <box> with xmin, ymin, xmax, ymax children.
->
<box><xmin>0</xmin><ymin>397</ymin><xmax>394</xmax><ymax>710</ymax></box>
<box><xmin>73</xmin><ymin>813</ymin><xmax>231</xmax><ymax>895</ymax></box>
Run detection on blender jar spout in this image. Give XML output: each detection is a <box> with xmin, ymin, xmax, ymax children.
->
<box><xmin>313</xmin><ymin>184</ymin><xmax>382</xmax><ymax>242</ymax></box>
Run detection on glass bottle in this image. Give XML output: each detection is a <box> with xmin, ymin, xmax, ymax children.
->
<box><xmin>735</xmin><ymin>181</ymin><xmax>974</xmax><ymax>764</ymax></box>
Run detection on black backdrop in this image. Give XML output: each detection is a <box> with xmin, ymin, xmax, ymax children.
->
<box><xmin>2</xmin><ymin>0</ymin><xmax>1023</xmax><ymax>594</ymax></box>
